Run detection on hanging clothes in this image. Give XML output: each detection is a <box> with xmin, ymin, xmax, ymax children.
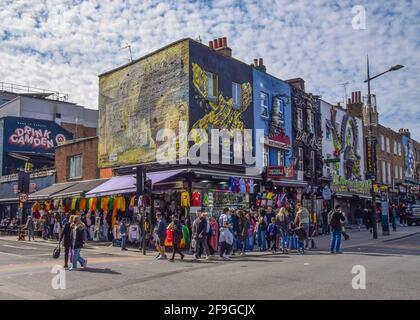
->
<box><xmin>180</xmin><ymin>191</ymin><xmax>190</xmax><ymax>208</ymax></box>
<box><xmin>79</xmin><ymin>198</ymin><xmax>86</xmax><ymax>211</ymax></box>
<box><xmin>108</xmin><ymin>197</ymin><xmax>114</xmax><ymax>211</ymax></box>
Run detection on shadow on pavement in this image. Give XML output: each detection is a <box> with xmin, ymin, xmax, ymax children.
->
<box><xmin>79</xmin><ymin>267</ymin><xmax>121</xmax><ymax>275</ymax></box>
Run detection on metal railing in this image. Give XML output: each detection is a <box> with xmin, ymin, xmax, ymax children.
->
<box><xmin>0</xmin><ymin>81</ymin><xmax>68</xmax><ymax>102</ymax></box>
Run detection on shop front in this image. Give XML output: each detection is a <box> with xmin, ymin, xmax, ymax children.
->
<box><xmin>331</xmin><ymin>174</ymin><xmax>372</xmax><ymax>224</ymax></box>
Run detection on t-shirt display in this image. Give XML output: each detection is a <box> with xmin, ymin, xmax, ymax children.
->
<box><xmin>192</xmin><ymin>191</ymin><xmax>201</xmax><ymax>207</ymax></box>
<box><xmin>180</xmin><ymin>191</ymin><xmax>190</xmax><ymax>208</ymax></box>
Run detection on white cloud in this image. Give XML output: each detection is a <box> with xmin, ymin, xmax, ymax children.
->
<box><xmin>0</xmin><ymin>0</ymin><xmax>419</xmax><ymax>139</ymax></box>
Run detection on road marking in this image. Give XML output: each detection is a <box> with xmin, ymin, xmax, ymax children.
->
<box><xmin>2</xmin><ymin>245</ymin><xmax>37</xmax><ymax>250</ymax></box>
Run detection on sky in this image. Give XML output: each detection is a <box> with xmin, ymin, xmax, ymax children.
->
<box><xmin>0</xmin><ymin>0</ymin><xmax>419</xmax><ymax>139</ymax></box>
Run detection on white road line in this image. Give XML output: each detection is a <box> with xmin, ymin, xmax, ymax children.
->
<box><xmin>2</xmin><ymin>245</ymin><xmax>37</xmax><ymax>250</ymax></box>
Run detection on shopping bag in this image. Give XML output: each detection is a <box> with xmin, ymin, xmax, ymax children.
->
<box><xmin>165</xmin><ymin>229</ymin><xmax>173</xmax><ymax>247</ymax></box>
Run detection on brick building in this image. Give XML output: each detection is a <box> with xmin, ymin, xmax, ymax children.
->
<box><xmin>55</xmin><ymin>136</ymin><xmax>98</xmax><ymax>183</ymax></box>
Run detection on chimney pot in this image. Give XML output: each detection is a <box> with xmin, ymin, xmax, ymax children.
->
<box><xmin>209</xmin><ymin>41</ymin><xmax>214</xmax><ymax>49</ymax></box>
<box><xmin>218</xmin><ymin>38</ymin><xmax>223</xmax><ymax>48</ymax></box>
<box><xmin>259</xmin><ymin>58</ymin><xmax>264</xmax><ymax>66</ymax></box>
<box><xmin>358</xmin><ymin>91</ymin><xmax>361</xmax><ymax>103</ymax></box>
<box><xmin>351</xmin><ymin>92</ymin><xmax>355</xmax><ymax>103</ymax></box>
<box><xmin>254</xmin><ymin>58</ymin><xmax>258</xmax><ymax>66</ymax></box>
<box><xmin>222</xmin><ymin>37</ymin><xmax>227</xmax><ymax>47</ymax></box>
<box><xmin>213</xmin><ymin>39</ymin><xmax>218</xmax><ymax>48</ymax></box>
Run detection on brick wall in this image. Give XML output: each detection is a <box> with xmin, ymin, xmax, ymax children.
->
<box><xmin>376</xmin><ymin>125</ymin><xmax>404</xmax><ymax>185</ymax></box>
<box><xmin>61</xmin><ymin>123</ymin><xmax>97</xmax><ymax>140</ymax></box>
<box><xmin>55</xmin><ymin>137</ymin><xmax>98</xmax><ymax>183</ymax></box>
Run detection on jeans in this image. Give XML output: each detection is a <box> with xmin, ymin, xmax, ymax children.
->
<box><xmin>330</xmin><ymin>230</ymin><xmax>342</xmax><ymax>253</ymax></box>
<box><xmin>280</xmin><ymin>229</ymin><xmax>289</xmax><ymax>249</ymax></box>
<box><xmin>356</xmin><ymin>218</ymin><xmax>363</xmax><ymax>229</ymax></box>
<box><xmin>28</xmin><ymin>229</ymin><xmax>35</xmax><ymax>240</ymax></box>
<box><xmin>195</xmin><ymin>236</ymin><xmax>210</xmax><ymax>258</ymax></box>
<box><xmin>257</xmin><ymin>229</ymin><xmax>267</xmax><ymax>251</ymax></box>
<box><xmin>64</xmin><ymin>245</ymin><xmax>71</xmax><ymax>267</ymax></box>
<box><xmin>121</xmin><ymin>235</ymin><xmax>127</xmax><ymax>250</ymax></box>
<box><xmin>298</xmin><ymin>239</ymin><xmax>305</xmax><ymax>253</ymax></box>
<box><xmin>219</xmin><ymin>241</ymin><xmax>232</xmax><ymax>257</ymax></box>
<box><xmin>246</xmin><ymin>235</ymin><xmax>254</xmax><ymax>251</ymax></box>
<box><xmin>72</xmin><ymin>248</ymin><xmax>86</xmax><ymax>269</ymax></box>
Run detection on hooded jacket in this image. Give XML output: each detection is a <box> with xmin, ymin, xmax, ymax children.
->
<box><xmin>70</xmin><ymin>223</ymin><xmax>86</xmax><ymax>249</ymax></box>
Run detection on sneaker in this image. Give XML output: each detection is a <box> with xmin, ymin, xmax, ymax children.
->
<box><xmin>155</xmin><ymin>254</ymin><xmax>161</xmax><ymax>259</ymax></box>
<box><xmin>336</xmin><ymin>251</ymin><xmax>343</xmax><ymax>254</ymax></box>
<box><xmin>330</xmin><ymin>250</ymin><xmax>334</xmax><ymax>254</ymax></box>
<box><xmin>63</xmin><ymin>265</ymin><xmax>69</xmax><ymax>270</ymax></box>
<box><xmin>168</xmin><ymin>259</ymin><xmax>174</xmax><ymax>262</ymax></box>
<box><xmin>68</xmin><ymin>267</ymin><xmax>76</xmax><ymax>271</ymax></box>
<box><xmin>83</xmin><ymin>260</ymin><xmax>88</xmax><ymax>269</ymax></box>
<box><xmin>222</xmin><ymin>255</ymin><xmax>231</xmax><ymax>260</ymax></box>
<box><xmin>121</xmin><ymin>248</ymin><xmax>128</xmax><ymax>251</ymax></box>
<box><xmin>157</xmin><ymin>256</ymin><xmax>167</xmax><ymax>260</ymax></box>
<box><xmin>240</xmin><ymin>252</ymin><xmax>246</xmax><ymax>256</ymax></box>
<box><xmin>181</xmin><ymin>254</ymin><xmax>185</xmax><ymax>260</ymax></box>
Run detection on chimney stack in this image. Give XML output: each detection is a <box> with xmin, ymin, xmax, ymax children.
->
<box><xmin>208</xmin><ymin>36</ymin><xmax>232</xmax><ymax>57</ymax></box>
<box><xmin>286</xmin><ymin>78</ymin><xmax>305</xmax><ymax>91</ymax></box>
<box><xmin>251</xmin><ymin>58</ymin><xmax>267</xmax><ymax>72</ymax></box>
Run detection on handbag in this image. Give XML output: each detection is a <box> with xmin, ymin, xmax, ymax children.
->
<box><xmin>52</xmin><ymin>242</ymin><xmax>61</xmax><ymax>259</ymax></box>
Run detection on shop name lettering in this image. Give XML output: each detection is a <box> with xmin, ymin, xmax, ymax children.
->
<box><xmin>296</xmin><ymin>130</ymin><xmax>322</xmax><ymax>150</ymax></box>
<box><xmin>9</xmin><ymin>126</ymin><xmax>54</xmax><ymax>149</ymax></box>
<box><xmin>332</xmin><ymin>174</ymin><xmax>372</xmax><ymax>194</ymax></box>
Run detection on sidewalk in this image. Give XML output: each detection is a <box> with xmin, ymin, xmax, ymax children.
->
<box><xmin>311</xmin><ymin>225</ymin><xmax>420</xmax><ymax>251</ymax></box>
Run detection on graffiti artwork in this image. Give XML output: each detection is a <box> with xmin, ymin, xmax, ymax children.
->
<box><xmin>402</xmin><ymin>135</ymin><xmax>415</xmax><ymax>182</ymax></box>
<box><xmin>329</xmin><ymin>109</ymin><xmax>362</xmax><ymax>180</ymax></box>
<box><xmin>98</xmin><ymin>41</ymin><xmax>190</xmax><ymax>168</ymax></box>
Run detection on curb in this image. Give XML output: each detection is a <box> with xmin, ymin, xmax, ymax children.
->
<box><xmin>381</xmin><ymin>231</ymin><xmax>420</xmax><ymax>243</ymax></box>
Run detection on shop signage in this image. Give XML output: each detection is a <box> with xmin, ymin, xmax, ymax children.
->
<box><xmin>13</xmin><ymin>182</ymin><xmax>37</xmax><ymax>194</ymax></box>
<box><xmin>366</xmin><ymin>137</ymin><xmax>377</xmax><ymax>180</ymax></box>
<box><xmin>297</xmin><ymin>170</ymin><xmax>304</xmax><ymax>181</ymax></box>
<box><xmin>331</xmin><ymin>174</ymin><xmax>371</xmax><ymax>195</ymax></box>
<box><xmin>295</xmin><ymin>130</ymin><xmax>322</xmax><ymax>150</ymax></box>
<box><xmin>19</xmin><ymin>193</ymin><xmax>28</xmax><ymax>203</ymax></box>
<box><xmin>322</xmin><ymin>186</ymin><xmax>332</xmax><ymax>201</ymax></box>
<box><xmin>324</xmin><ymin>158</ymin><xmax>340</xmax><ymax>164</ymax></box>
<box><xmin>266</xmin><ymin>166</ymin><xmax>294</xmax><ymax>179</ymax></box>
<box><xmin>264</xmin><ymin>132</ymin><xmax>291</xmax><ymax>150</ymax></box>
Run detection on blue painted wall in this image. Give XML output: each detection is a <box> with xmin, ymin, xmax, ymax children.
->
<box><xmin>252</xmin><ymin>69</ymin><xmax>293</xmax><ymax>166</ymax></box>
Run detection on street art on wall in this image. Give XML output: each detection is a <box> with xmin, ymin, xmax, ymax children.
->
<box><xmin>329</xmin><ymin>109</ymin><xmax>361</xmax><ymax>180</ymax></box>
<box><xmin>190</xmin><ymin>62</ymin><xmax>252</xmax><ymax>145</ymax></box>
<box><xmin>98</xmin><ymin>41</ymin><xmax>189</xmax><ymax>168</ymax></box>
<box><xmin>402</xmin><ymin>135</ymin><xmax>415</xmax><ymax>182</ymax></box>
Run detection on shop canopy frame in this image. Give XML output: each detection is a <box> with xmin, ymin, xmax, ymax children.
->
<box><xmin>29</xmin><ymin>181</ymin><xmax>79</xmax><ymax>201</ymax></box>
<box><xmin>51</xmin><ymin>179</ymin><xmax>110</xmax><ymax>199</ymax></box>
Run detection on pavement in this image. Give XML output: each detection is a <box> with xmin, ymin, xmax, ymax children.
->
<box><xmin>0</xmin><ymin>225</ymin><xmax>418</xmax><ymax>300</ymax></box>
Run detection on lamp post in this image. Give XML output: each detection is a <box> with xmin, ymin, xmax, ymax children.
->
<box><xmin>364</xmin><ymin>56</ymin><xmax>404</xmax><ymax>239</ymax></box>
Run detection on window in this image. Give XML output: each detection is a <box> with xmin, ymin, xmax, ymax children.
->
<box><xmin>206</xmin><ymin>72</ymin><xmax>218</xmax><ymax>99</ymax></box>
<box><xmin>325</xmin><ymin>125</ymin><xmax>331</xmax><ymax>140</ymax></box>
<box><xmin>393</xmin><ymin>140</ymin><xmax>398</xmax><ymax>155</ymax></box>
<box><xmin>395</xmin><ymin>165</ymin><xmax>399</xmax><ymax>179</ymax></box>
<box><xmin>311</xmin><ymin>150</ymin><xmax>315</xmax><ymax>172</ymax></box>
<box><xmin>297</xmin><ymin>108</ymin><xmax>303</xmax><ymax>130</ymax></box>
<box><xmin>387</xmin><ymin>162</ymin><xmax>391</xmax><ymax>184</ymax></box>
<box><xmin>232</xmin><ymin>82</ymin><xmax>241</xmax><ymax>109</ymax></box>
<box><xmin>381</xmin><ymin>161</ymin><xmax>386</xmax><ymax>184</ymax></box>
<box><xmin>68</xmin><ymin>155</ymin><xmax>82</xmax><ymax>179</ymax></box>
<box><xmin>307</xmin><ymin>109</ymin><xmax>314</xmax><ymax>133</ymax></box>
<box><xmin>263</xmin><ymin>146</ymin><xmax>269</xmax><ymax>167</ymax></box>
<box><xmin>386</xmin><ymin>137</ymin><xmax>390</xmax><ymax>153</ymax></box>
<box><xmin>261</xmin><ymin>92</ymin><xmax>269</xmax><ymax>118</ymax></box>
<box><xmin>399</xmin><ymin>166</ymin><xmax>403</xmax><ymax>180</ymax></box>
<box><xmin>398</xmin><ymin>142</ymin><xmax>402</xmax><ymax>156</ymax></box>
<box><xmin>273</xmin><ymin>97</ymin><xmax>285</xmax><ymax>128</ymax></box>
<box><xmin>298</xmin><ymin>147</ymin><xmax>304</xmax><ymax>171</ymax></box>
<box><xmin>277</xmin><ymin>150</ymin><xmax>285</xmax><ymax>166</ymax></box>
<box><xmin>380</xmin><ymin>135</ymin><xmax>385</xmax><ymax>151</ymax></box>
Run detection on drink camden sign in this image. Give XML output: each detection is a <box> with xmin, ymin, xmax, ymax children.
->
<box><xmin>331</xmin><ymin>174</ymin><xmax>372</xmax><ymax>196</ymax></box>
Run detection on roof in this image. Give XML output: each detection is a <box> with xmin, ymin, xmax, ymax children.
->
<box><xmin>29</xmin><ymin>181</ymin><xmax>79</xmax><ymax>200</ymax></box>
<box><xmin>55</xmin><ymin>136</ymin><xmax>98</xmax><ymax>149</ymax></box>
<box><xmin>51</xmin><ymin>179</ymin><xmax>109</xmax><ymax>198</ymax></box>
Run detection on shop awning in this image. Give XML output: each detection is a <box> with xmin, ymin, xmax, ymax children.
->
<box><xmin>0</xmin><ymin>197</ymin><xmax>18</xmax><ymax>203</ymax></box>
<box><xmin>272</xmin><ymin>179</ymin><xmax>308</xmax><ymax>188</ymax></box>
<box><xmin>85</xmin><ymin>170</ymin><xmax>186</xmax><ymax>197</ymax></box>
<box><xmin>334</xmin><ymin>192</ymin><xmax>354</xmax><ymax>199</ymax></box>
<box><xmin>29</xmin><ymin>181</ymin><xmax>79</xmax><ymax>200</ymax></box>
<box><xmin>190</xmin><ymin>168</ymin><xmax>263</xmax><ymax>181</ymax></box>
<box><xmin>52</xmin><ymin>179</ymin><xmax>109</xmax><ymax>198</ymax></box>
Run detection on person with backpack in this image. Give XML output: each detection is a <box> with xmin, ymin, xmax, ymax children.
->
<box><xmin>329</xmin><ymin>205</ymin><xmax>346</xmax><ymax>254</ymax></box>
<box><xmin>267</xmin><ymin>217</ymin><xmax>278</xmax><ymax>253</ymax></box>
<box><xmin>257</xmin><ymin>211</ymin><xmax>267</xmax><ymax>251</ymax></box>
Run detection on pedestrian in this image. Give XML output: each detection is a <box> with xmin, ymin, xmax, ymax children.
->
<box><xmin>389</xmin><ymin>203</ymin><xmax>397</xmax><ymax>232</ymax></box>
<box><xmin>49</xmin><ymin>212</ymin><xmax>55</xmax><ymax>240</ymax></box>
<box><xmin>294</xmin><ymin>221</ymin><xmax>306</xmax><ymax>255</ymax></box>
<box><xmin>168</xmin><ymin>216</ymin><xmax>184</xmax><ymax>262</ymax></box>
<box><xmin>276</xmin><ymin>207</ymin><xmax>290</xmax><ymax>254</ymax></box>
<box><xmin>246</xmin><ymin>212</ymin><xmax>256</xmax><ymax>252</ymax></box>
<box><xmin>354</xmin><ymin>206</ymin><xmax>363</xmax><ymax>231</ymax></box>
<box><xmin>193</xmin><ymin>210</ymin><xmax>212</xmax><ymax>260</ymax></box>
<box><xmin>60</xmin><ymin>214</ymin><xmax>73</xmax><ymax>269</ymax></box>
<box><xmin>41</xmin><ymin>215</ymin><xmax>49</xmax><ymax>240</ymax></box>
<box><xmin>329</xmin><ymin>205</ymin><xmax>346</xmax><ymax>254</ymax></box>
<box><xmin>267</xmin><ymin>217</ymin><xmax>278</xmax><ymax>253</ymax></box>
<box><xmin>204</xmin><ymin>212</ymin><xmax>215</xmax><ymax>257</ymax></box>
<box><xmin>53</xmin><ymin>216</ymin><xmax>61</xmax><ymax>240</ymax></box>
<box><xmin>154</xmin><ymin>211</ymin><xmax>167</xmax><ymax>260</ymax></box>
<box><xmin>69</xmin><ymin>215</ymin><xmax>88</xmax><ymax>271</ymax></box>
<box><xmin>25</xmin><ymin>216</ymin><xmax>35</xmax><ymax>241</ymax></box>
<box><xmin>219</xmin><ymin>208</ymin><xmax>233</xmax><ymax>260</ymax></box>
<box><xmin>295</xmin><ymin>203</ymin><xmax>310</xmax><ymax>248</ymax></box>
<box><xmin>191</xmin><ymin>211</ymin><xmax>201</xmax><ymax>256</ymax></box>
<box><xmin>209</xmin><ymin>216</ymin><xmax>219</xmax><ymax>253</ymax></box>
<box><xmin>120</xmin><ymin>218</ymin><xmax>128</xmax><ymax>251</ymax></box>
<box><xmin>229</xmin><ymin>210</ymin><xmax>240</xmax><ymax>255</ymax></box>
<box><xmin>257</xmin><ymin>210</ymin><xmax>267</xmax><ymax>251</ymax></box>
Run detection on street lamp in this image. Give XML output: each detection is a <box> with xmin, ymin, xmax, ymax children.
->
<box><xmin>365</xmin><ymin>56</ymin><xmax>404</xmax><ymax>239</ymax></box>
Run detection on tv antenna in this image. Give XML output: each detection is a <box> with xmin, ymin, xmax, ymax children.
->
<box><xmin>120</xmin><ymin>42</ymin><xmax>133</xmax><ymax>62</ymax></box>
<box><xmin>338</xmin><ymin>81</ymin><xmax>350</xmax><ymax>107</ymax></box>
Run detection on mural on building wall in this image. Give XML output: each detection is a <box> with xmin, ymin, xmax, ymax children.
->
<box><xmin>329</xmin><ymin>109</ymin><xmax>361</xmax><ymax>180</ymax></box>
<box><xmin>402</xmin><ymin>135</ymin><xmax>415</xmax><ymax>182</ymax></box>
<box><xmin>98</xmin><ymin>41</ymin><xmax>189</xmax><ymax>168</ymax></box>
<box><xmin>190</xmin><ymin>62</ymin><xmax>252</xmax><ymax>146</ymax></box>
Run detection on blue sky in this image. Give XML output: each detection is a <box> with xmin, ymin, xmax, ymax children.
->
<box><xmin>0</xmin><ymin>0</ymin><xmax>419</xmax><ymax>139</ymax></box>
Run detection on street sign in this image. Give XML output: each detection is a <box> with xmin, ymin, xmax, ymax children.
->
<box><xmin>324</xmin><ymin>158</ymin><xmax>340</xmax><ymax>164</ymax></box>
<box><xmin>19</xmin><ymin>193</ymin><xmax>28</xmax><ymax>203</ymax></box>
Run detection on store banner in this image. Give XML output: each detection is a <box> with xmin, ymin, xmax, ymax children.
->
<box><xmin>267</xmin><ymin>166</ymin><xmax>294</xmax><ymax>179</ymax></box>
<box><xmin>331</xmin><ymin>174</ymin><xmax>371</xmax><ymax>195</ymax></box>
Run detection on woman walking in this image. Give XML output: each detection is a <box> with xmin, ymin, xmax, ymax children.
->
<box><xmin>168</xmin><ymin>216</ymin><xmax>184</xmax><ymax>262</ymax></box>
<box><xmin>26</xmin><ymin>216</ymin><xmax>35</xmax><ymax>241</ymax></box>
<box><xmin>69</xmin><ymin>215</ymin><xmax>88</xmax><ymax>271</ymax></box>
<box><xmin>277</xmin><ymin>207</ymin><xmax>290</xmax><ymax>254</ymax></box>
<box><xmin>246</xmin><ymin>213</ymin><xmax>256</xmax><ymax>252</ymax></box>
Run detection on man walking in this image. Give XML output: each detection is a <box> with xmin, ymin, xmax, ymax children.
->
<box><xmin>154</xmin><ymin>211</ymin><xmax>167</xmax><ymax>260</ymax></box>
<box><xmin>120</xmin><ymin>218</ymin><xmax>128</xmax><ymax>251</ymax></box>
<box><xmin>60</xmin><ymin>214</ymin><xmax>72</xmax><ymax>269</ymax></box>
<box><xmin>329</xmin><ymin>205</ymin><xmax>346</xmax><ymax>254</ymax></box>
<box><xmin>25</xmin><ymin>216</ymin><xmax>35</xmax><ymax>241</ymax></box>
<box><xmin>295</xmin><ymin>203</ymin><xmax>310</xmax><ymax>248</ymax></box>
<box><xmin>219</xmin><ymin>208</ymin><xmax>233</xmax><ymax>260</ymax></box>
<box><xmin>193</xmin><ymin>210</ymin><xmax>211</xmax><ymax>260</ymax></box>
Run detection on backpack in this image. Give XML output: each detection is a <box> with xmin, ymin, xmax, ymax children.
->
<box><xmin>329</xmin><ymin>211</ymin><xmax>341</xmax><ymax>229</ymax></box>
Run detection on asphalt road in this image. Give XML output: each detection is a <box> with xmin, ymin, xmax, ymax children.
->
<box><xmin>0</xmin><ymin>233</ymin><xmax>419</xmax><ymax>300</ymax></box>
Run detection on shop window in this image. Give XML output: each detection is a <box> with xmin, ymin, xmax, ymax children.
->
<box><xmin>297</xmin><ymin>108</ymin><xmax>303</xmax><ymax>130</ymax></box>
<box><xmin>261</xmin><ymin>92</ymin><xmax>269</xmax><ymax>118</ymax></box>
<box><xmin>298</xmin><ymin>147</ymin><xmax>304</xmax><ymax>171</ymax></box>
<box><xmin>232</xmin><ymin>82</ymin><xmax>241</xmax><ymax>109</ymax></box>
<box><xmin>68</xmin><ymin>154</ymin><xmax>83</xmax><ymax>180</ymax></box>
<box><xmin>206</xmin><ymin>72</ymin><xmax>218</xmax><ymax>99</ymax></box>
